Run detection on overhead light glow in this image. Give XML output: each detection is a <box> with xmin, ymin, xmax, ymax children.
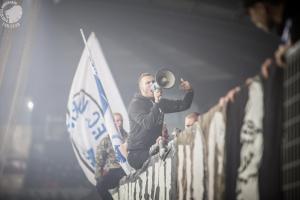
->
<box><xmin>27</xmin><ymin>100</ymin><xmax>34</xmax><ymax>111</ymax></box>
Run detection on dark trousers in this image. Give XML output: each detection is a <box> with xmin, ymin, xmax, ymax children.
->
<box><xmin>96</xmin><ymin>168</ymin><xmax>125</xmax><ymax>200</ymax></box>
<box><xmin>127</xmin><ymin>150</ymin><xmax>149</xmax><ymax>170</ymax></box>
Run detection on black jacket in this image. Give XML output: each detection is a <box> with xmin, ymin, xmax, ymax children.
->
<box><xmin>127</xmin><ymin>91</ymin><xmax>194</xmax><ymax>151</ymax></box>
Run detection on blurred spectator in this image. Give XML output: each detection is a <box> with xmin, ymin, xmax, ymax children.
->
<box><xmin>94</xmin><ymin>113</ymin><xmax>127</xmax><ymax>200</ymax></box>
<box><xmin>185</xmin><ymin>112</ymin><xmax>200</xmax><ymax>129</ymax></box>
<box><xmin>242</xmin><ymin>0</ymin><xmax>300</xmax><ymax>67</ymax></box>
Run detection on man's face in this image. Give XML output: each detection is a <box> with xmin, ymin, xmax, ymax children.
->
<box><xmin>185</xmin><ymin>117</ymin><xmax>197</xmax><ymax>129</ymax></box>
<box><xmin>139</xmin><ymin>75</ymin><xmax>155</xmax><ymax>98</ymax></box>
<box><xmin>114</xmin><ymin>114</ymin><xmax>123</xmax><ymax>129</ymax></box>
<box><xmin>248</xmin><ymin>3</ymin><xmax>273</xmax><ymax>32</ymax></box>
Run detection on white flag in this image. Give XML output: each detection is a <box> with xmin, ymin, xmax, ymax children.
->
<box><xmin>66</xmin><ymin>32</ymin><xmax>133</xmax><ymax>186</ymax></box>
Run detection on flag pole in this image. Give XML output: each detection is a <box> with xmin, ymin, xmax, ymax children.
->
<box><xmin>80</xmin><ymin>28</ymin><xmax>97</xmax><ymax>74</ymax></box>
<box><xmin>79</xmin><ymin>29</ymin><xmax>133</xmax><ymax>174</ymax></box>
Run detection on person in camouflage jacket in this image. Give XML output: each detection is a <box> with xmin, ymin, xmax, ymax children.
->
<box><xmin>95</xmin><ymin>113</ymin><xmax>128</xmax><ymax>200</ymax></box>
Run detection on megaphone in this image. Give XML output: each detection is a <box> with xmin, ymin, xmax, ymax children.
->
<box><xmin>152</xmin><ymin>69</ymin><xmax>176</xmax><ymax>91</ymax></box>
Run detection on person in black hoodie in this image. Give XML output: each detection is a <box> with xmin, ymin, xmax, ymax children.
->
<box><xmin>127</xmin><ymin>72</ymin><xmax>193</xmax><ymax>170</ymax></box>
<box><xmin>242</xmin><ymin>0</ymin><xmax>300</xmax><ymax>66</ymax></box>
<box><xmin>236</xmin><ymin>0</ymin><xmax>299</xmax><ymax>199</ymax></box>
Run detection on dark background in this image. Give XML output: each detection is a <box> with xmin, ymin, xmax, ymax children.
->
<box><xmin>0</xmin><ymin>0</ymin><xmax>279</xmax><ymax>199</ymax></box>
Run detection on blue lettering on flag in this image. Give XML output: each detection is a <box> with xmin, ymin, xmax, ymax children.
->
<box><xmin>67</xmin><ymin>95</ymin><xmax>89</xmax><ymax>131</ymax></box>
<box><xmin>66</xmin><ymin>115</ymin><xmax>72</xmax><ymax>130</ymax></box>
<box><xmin>94</xmin><ymin>75</ymin><xmax>108</xmax><ymax>113</ymax></box>
<box><xmin>92</xmin><ymin>123</ymin><xmax>107</xmax><ymax>140</ymax></box>
<box><xmin>87</xmin><ymin>112</ymin><xmax>101</xmax><ymax>128</ymax></box>
<box><xmin>72</xmin><ymin>95</ymin><xmax>89</xmax><ymax>119</ymax></box>
<box><xmin>86</xmin><ymin>148</ymin><xmax>96</xmax><ymax>167</ymax></box>
<box><xmin>67</xmin><ymin>91</ymin><xmax>107</xmax><ymax>141</ymax></box>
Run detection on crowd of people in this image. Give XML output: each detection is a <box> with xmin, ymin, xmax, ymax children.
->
<box><xmin>94</xmin><ymin>0</ymin><xmax>299</xmax><ymax>199</ymax></box>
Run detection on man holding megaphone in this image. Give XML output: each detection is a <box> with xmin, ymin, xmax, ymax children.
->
<box><xmin>127</xmin><ymin>70</ymin><xmax>194</xmax><ymax>170</ymax></box>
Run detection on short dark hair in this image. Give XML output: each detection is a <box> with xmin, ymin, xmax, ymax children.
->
<box><xmin>138</xmin><ymin>73</ymin><xmax>154</xmax><ymax>92</ymax></box>
<box><xmin>138</xmin><ymin>73</ymin><xmax>153</xmax><ymax>84</ymax></box>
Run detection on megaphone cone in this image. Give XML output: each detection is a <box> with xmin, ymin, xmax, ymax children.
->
<box><xmin>155</xmin><ymin>69</ymin><xmax>176</xmax><ymax>89</ymax></box>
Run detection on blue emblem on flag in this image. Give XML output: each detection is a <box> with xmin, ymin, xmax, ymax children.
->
<box><xmin>67</xmin><ymin>90</ymin><xmax>107</xmax><ymax>141</ymax></box>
